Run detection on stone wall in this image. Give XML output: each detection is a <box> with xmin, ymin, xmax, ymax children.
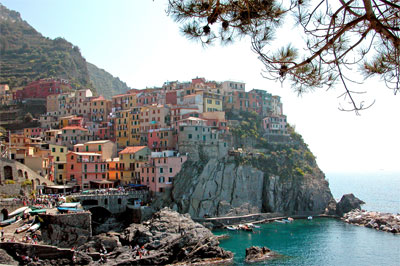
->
<box><xmin>0</xmin><ymin>183</ymin><xmax>31</xmax><ymax>197</ymax></box>
<box><xmin>40</xmin><ymin>212</ymin><xmax>92</xmax><ymax>248</ymax></box>
<box><xmin>0</xmin><ymin>158</ymin><xmax>54</xmax><ymax>191</ymax></box>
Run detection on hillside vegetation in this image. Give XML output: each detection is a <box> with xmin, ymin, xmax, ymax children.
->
<box><xmin>0</xmin><ymin>3</ymin><xmax>130</xmax><ymax>97</ymax></box>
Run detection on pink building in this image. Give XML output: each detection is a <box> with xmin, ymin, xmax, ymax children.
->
<box><xmin>262</xmin><ymin>115</ymin><xmax>288</xmax><ymax>135</ymax></box>
<box><xmin>66</xmin><ymin>152</ymin><xmax>109</xmax><ymax>189</ymax></box>
<box><xmin>140</xmin><ymin>150</ymin><xmax>187</xmax><ymax>193</ymax></box>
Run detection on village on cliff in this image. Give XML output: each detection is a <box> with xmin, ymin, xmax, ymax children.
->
<box><xmin>0</xmin><ymin>77</ymin><xmax>288</xmax><ymax>194</ymax></box>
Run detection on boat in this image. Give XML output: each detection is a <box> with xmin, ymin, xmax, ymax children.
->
<box><xmin>57</xmin><ymin>202</ymin><xmax>84</xmax><ymax>213</ymax></box>
<box><xmin>16</xmin><ymin>222</ymin><xmax>33</xmax><ymax>233</ymax></box>
<box><xmin>307</xmin><ymin>216</ymin><xmax>313</xmax><ymax>220</ymax></box>
<box><xmin>28</xmin><ymin>223</ymin><xmax>40</xmax><ymax>232</ymax></box>
<box><xmin>287</xmin><ymin>217</ymin><xmax>294</xmax><ymax>222</ymax></box>
<box><xmin>0</xmin><ymin>216</ymin><xmax>17</xmax><ymax>226</ymax></box>
<box><xmin>275</xmin><ymin>219</ymin><xmax>291</xmax><ymax>224</ymax></box>
<box><xmin>8</xmin><ymin>207</ymin><xmax>29</xmax><ymax>218</ymax></box>
<box><xmin>29</xmin><ymin>209</ymin><xmax>47</xmax><ymax>215</ymax></box>
<box><xmin>226</xmin><ymin>226</ymin><xmax>238</xmax><ymax>231</ymax></box>
<box><xmin>238</xmin><ymin>224</ymin><xmax>253</xmax><ymax>231</ymax></box>
<box><xmin>246</xmin><ymin>223</ymin><xmax>261</xmax><ymax>229</ymax></box>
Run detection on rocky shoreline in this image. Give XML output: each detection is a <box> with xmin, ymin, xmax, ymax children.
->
<box><xmin>342</xmin><ymin>210</ymin><xmax>400</xmax><ymax>234</ymax></box>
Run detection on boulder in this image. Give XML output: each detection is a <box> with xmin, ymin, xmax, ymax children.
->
<box><xmin>336</xmin><ymin>194</ymin><xmax>365</xmax><ymax>216</ymax></box>
<box><xmin>0</xmin><ymin>248</ymin><xmax>18</xmax><ymax>265</ymax></box>
<box><xmin>245</xmin><ymin>246</ymin><xmax>279</xmax><ymax>263</ymax></box>
<box><xmin>103</xmin><ymin>208</ymin><xmax>233</xmax><ymax>265</ymax></box>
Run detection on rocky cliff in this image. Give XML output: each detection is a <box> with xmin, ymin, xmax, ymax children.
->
<box><xmin>171</xmin><ymin>158</ymin><xmax>333</xmax><ymax>218</ymax></box>
<box><xmin>168</xmin><ymin>112</ymin><xmax>335</xmax><ymax>218</ymax></box>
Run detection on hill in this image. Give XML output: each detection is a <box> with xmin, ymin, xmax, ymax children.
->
<box><xmin>87</xmin><ymin>63</ymin><xmax>130</xmax><ymax>99</ymax></box>
<box><xmin>0</xmin><ymin>3</ymin><xmax>130</xmax><ymax>97</ymax></box>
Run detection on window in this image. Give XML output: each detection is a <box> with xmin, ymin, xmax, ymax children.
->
<box><xmin>60</xmin><ymin>148</ymin><xmax>64</xmax><ymax>153</ymax></box>
<box><xmin>56</xmin><ymin>156</ymin><xmax>60</xmax><ymax>161</ymax></box>
<box><xmin>160</xmin><ymin>168</ymin><xmax>163</xmax><ymax>174</ymax></box>
<box><xmin>86</xmin><ymin>146</ymin><xmax>89</xmax><ymax>152</ymax></box>
<box><xmin>188</xmin><ymin>134</ymin><xmax>192</xmax><ymax>139</ymax></box>
<box><xmin>52</xmin><ymin>148</ymin><xmax>56</xmax><ymax>152</ymax></box>
<box><xmin>71</xmin><ymin>165</ymin><xmax>74</xmax><ymax>170</ymax></box>
<box><xmin>207</xmin><ymin>99</ymin><xmax>212</xmax><ymax>104</ymax></box>
<box><xmin>169</xmin><ymin>168</ymin><xmax>172</xmax><ymax>173</ymax></box>
<box><xmin>216</xmin><ymin>100</ymin><xmax>220</xmax><ymax>105</ymax></box>
<box><xmin>98</xmin><ymin>145</ymin><xmax>101</xmax><ymax>151</ymax></box>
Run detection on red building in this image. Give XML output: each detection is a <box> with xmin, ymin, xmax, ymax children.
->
<box><xmin>16</xmin><ymin>78</ymin><xmax>71</xmax><ymax>100</ymax></box>
<box><xmin>147</xmin><ymin>128</ymin><xmax>176</xmax><ymax>152</ymax></box>
<box><xmin>166</xmin><ymin>91</ymin><xmax>177</xmax><ymax>105</ymax></box>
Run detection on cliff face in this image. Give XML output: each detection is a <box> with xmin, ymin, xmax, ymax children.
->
<box><xmin>170</xmin><ymin>111</ymin><xmax>334</xmax><ymax>218</ymax></box>
<box><xmin>171</xmin><ymin>158</ymin><xmax>333</xmax><ymax>218</ymax></box>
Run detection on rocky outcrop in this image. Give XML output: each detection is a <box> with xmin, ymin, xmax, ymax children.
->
<box><xmin>343</xmin><ymin>210</ymin><xmax>400</xmax><ymax>233</ymax></box>
<box><xmin>78</xmin><ymin>208</ymin><xmax>233</xmax><ymax>265</ymax></box>
<box><xmin>40</xmin><ymin>212</ymin><xmax>92</xmax><ymax>248</ymax></box>
<box><xmin>171</xmin><ymin>158</ymin><xmax>334</xmax><ymax>218</ymax></box>
<box><xmin>245</xmin><ymin>246</ymin><xmax>280</xmax><ymax>263</ymax></box>
<box><xmin>0</xmin><ymin>248</ymin><xmax>18</xmax><ymax>265</ymax></box>
<box><xmin>0</xmin><ymin>242</ymin><xmax>92</xmax><ymax>265</ymax></box>
<box><xmin>336</xmin><ymin>193</ymin><xmax>365</xmax><ymax>216</ymax></box>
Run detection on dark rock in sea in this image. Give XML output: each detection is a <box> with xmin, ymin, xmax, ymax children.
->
<box><xmin>336</xmin><ymin>193</ymin><xmax>365</xmax><ymax>217</ymax></box>
<box><xmin>245</xmin><ymin>246</ymin><xmax>279</xmax><ymax>263</ymax></box>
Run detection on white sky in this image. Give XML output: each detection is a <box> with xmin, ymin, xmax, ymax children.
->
<box><xmin>2</xmin><ymin>0</ymin><xmax>400</xmax><ymax>174</ymax></box>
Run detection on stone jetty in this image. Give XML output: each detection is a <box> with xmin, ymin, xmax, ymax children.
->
<box><xmin>342</xmin><ymin>210</ymin><xmax>400</xmax><ymax>234</ymax></box>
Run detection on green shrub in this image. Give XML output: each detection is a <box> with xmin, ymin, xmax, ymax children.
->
<box><xmin>21</xmin><ymin>180</ymin><xmax>32</xmax><ymax>187</ymax></box>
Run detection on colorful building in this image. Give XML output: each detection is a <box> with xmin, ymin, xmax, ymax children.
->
<box><xmin>90</xmin><ymin>96</ymin><xmax>112</xmax><ymax>122</ymax></box>
<box><xmin>60</xmin><ymin>126</ymin><xmax>93</xmax><ymax>150</ymax></box>
<box><xmin>66</xmin><ymin>152</ymin><xmax>109</xmax><ymax>189</ymax></box>
<box><xmin>118</xmin><ymin>146</ymin><xmax>151</xmax><ymax>185</ymax></box>
<box><xmin>73</xmin><ymin>140</ymin><xmax>117</xmax><ymax>161</ymax></box>
<box><xmin>140</xmin><ymin>150</ymin><xmax>187</xmax><ymax>193</ymax></box>
<box><xmin>49</xmin><ymin>144</ymin><xmax>68</xmax><ymax>184</ymax></box>
<box><xmin>16</xmin><ymin>78</ymin><xmax>71</xmax><ymax>100</ymax></box>
<box><xmin>147</xmin><ymin>128</ymin><xmax>176</xmax><ymax>151</ymax></box>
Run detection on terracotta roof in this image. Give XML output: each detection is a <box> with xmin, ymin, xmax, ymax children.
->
<box><xmin>119</xmin><ymin>146</ymin><xmax>147</xmax><ymax>154</ymax></box>
<box><xmin>61</xmin><ymin>126</ymin><xmax>88</xmax><ymax>131</ymax></box>
<box><xmin>92</xmin><ymin>96</ymin><xmax>106</xmax><ymax>101</ymax></box>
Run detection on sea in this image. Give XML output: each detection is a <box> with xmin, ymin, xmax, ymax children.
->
<box><xmin>213</xmin><ymin>172</ymin><xmax>400</xmax><ymax>265</ymax></box>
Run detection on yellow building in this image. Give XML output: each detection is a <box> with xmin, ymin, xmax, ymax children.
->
<box><xmin>129</xmin><ymin>107</ymin><xmax>141</xmax><ymax>146</ymax></box>
<box><xmin>202</xmin><ymin>91</ymin><xmax>223</xmax><ymax>112</ymax></box>
<box><xmin>115</xmin><ymin>109</ymin><xmax>130</xmax><ymax>148</ymax></box>
<box><xmin>118</xmin><ymin>146</ymin><xmax>150</xmax><ymax>185</ymax></box>
<box><xmin>112</xmin><ymin>93</ymin><xmax>137</xmax><ymax>111</ymax></box>
<box><xmin>90</xmin><ymin>96</ymin><xmax>112</xmax><ymax>122</ymax></box>
<box><xmin>49</xmin><ymin>144</ymin><xmax>68</xmax><ymax>184</ymax></box>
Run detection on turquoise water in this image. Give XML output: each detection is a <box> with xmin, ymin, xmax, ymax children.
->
<box><xmin>214</xmin><ymin>218</ymin><xmax>400</xmax><ymax>265</ymax></box>
<box><xmin>213</xmin><ymin>173</ymin><xmax>400</xmax><ymax>265</ymax></box>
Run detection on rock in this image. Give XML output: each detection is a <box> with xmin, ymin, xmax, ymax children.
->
<box><xmin>171</xmin><ymin>159</ymin><xmax>334</xmax><ymax>217</ymax></box>
<box><xmin>336</xmin><ymin>194</ymin><xmax>365</xmax><ymax>217</ymax></box>
<box><xmin>245</xmin><ymin>246</ymin><xmax>279</xmax><ymax>263</ymax></box>
<box><xmin>40</xmin><ymin>212</ymin><xmax>92</xmax><ymax>248</ymax></box>
<box><xmin>0</xmin><ymin>248</ymin><xmax>18</xmax><ymax>265</ymax></box>
<box><xmin>102</xmin><ymin>208</ymin><xmax>233</xmax><ymax>265</ymax></box>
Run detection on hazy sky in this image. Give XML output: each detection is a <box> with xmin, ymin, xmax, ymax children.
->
<box><xmin>2</xmin><ymin>0</ymin><xmax>399</xmax><ymax>174</ymax></box>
